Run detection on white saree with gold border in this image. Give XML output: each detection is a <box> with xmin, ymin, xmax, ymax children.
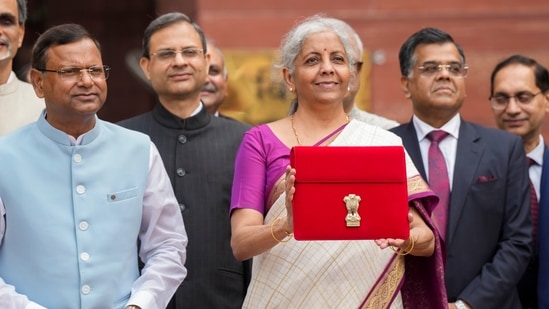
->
<box><xmin>242</xmin><ymin>120</ymin><xmax>424</xmax><ymax>309</ymax></box>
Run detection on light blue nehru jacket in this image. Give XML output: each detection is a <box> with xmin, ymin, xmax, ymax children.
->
<box><xmin>0</xmin><ymin>112</ymin><xmax>150</xmax><ymax>309</ymax></box>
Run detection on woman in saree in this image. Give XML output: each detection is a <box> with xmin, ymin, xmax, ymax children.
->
<box><xmin>230</xmin><ymin>15</ymin><xmax>447</xmax><ymax>308</ymax></box>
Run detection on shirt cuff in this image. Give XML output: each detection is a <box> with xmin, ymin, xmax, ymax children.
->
<box><xmin>127</xmin><ymin>290</ymin><xmax>155</xmax><ymax>309</ymax></box>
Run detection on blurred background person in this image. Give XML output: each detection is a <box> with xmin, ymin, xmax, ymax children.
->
<box><xmin>230</xmin><ymin>14</ymin><xmax>446</xmax><ymax>309</ymax></box>
<box><xmin>335</xmin><ymin>18</ymin><xmax>399</xmax><ymax>129</ymax></box>
<box><xmin>119</xmin><ymin>12</ymin><xmax>251</xmax><ymax>309</ymax></box>
<box><xmin>391</xmin><ymin>27</ymin><xmax>531</xmax><ymax>309</ymax></box>
<box><xmin>489</xmin><ymin>54</ymin><xmax>549</xmax><ymax>309</ymax></box>
<box><xmin>0</xmin><ymin>0</ymin><xmax>43</xmax><ymax>135</ymax></box>
<box><xmin>201</xmin><ymin>39</ymin><xmax>229</xmax><ymax>117</ymax></box>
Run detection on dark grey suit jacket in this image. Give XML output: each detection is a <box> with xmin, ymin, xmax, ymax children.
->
<box><xmin>391</xmin><ymin>118</ymin><xmax>531</xmax><ymax>309</ymax></box>
<box><xmin>119</xmin><ymin>103</ymin><xmax>251</xmax><ymax>309</ymax></box>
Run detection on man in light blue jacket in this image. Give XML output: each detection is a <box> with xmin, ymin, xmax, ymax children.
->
<box><xmin>0</xmin><ymin>23</ymin><xmax>187</xmax><ymax>309</ymax></box>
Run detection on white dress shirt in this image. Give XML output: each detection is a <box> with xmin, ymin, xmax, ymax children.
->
<box><xmin>412</xmin><ymin>113</ymin><xmax>461</xmax><ymax>190</ymax></box>
<box><xmin>527</xmin><ymin>135</ymin><xmax>544</xmax><ymax>201</ymax></box>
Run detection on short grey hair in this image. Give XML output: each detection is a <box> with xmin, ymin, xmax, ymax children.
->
<box><xmin>282</xmin><ymin>15</ymin><xmax>359</xmax><ymax>115</ymax></box>
<box><xmin>322</xmin><ymin>17</ymin><xmax>363</xmax><ymax>62</ymax></box>
<box><xmin>275</xmin><ymin>14</ymin><xmax>357</xmax><ymax>76</ymax></box>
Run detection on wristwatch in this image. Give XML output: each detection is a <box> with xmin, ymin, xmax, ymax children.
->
<box><xmin>455</xmin><ymin>299</ymin><xmax>467</xmax><ymax>309</ymax></box>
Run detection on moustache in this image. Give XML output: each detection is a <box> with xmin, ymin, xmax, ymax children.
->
<box><xmin>201</xmin><ymin>83</ymin><xmax>217</xmax><ymax>93</ymax></box>
<box><xmin>0</xmin><ymin>37</ymin><xmax>10</xmax><ymax>48</ymax></box>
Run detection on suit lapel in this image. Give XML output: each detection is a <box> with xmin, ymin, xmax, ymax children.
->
<box><xmin>399</xmin><ymin>123</ymin><xmax>427</xmax><ymax>180</ymax></box>
<box><xmin>447</xmin><ymin>120</ymin><xmax>483</xmax><ymax>243</ymax></box>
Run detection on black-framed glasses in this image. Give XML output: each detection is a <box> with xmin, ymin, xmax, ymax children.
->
<box><xmin>489</xmin><ymin>91</ymin><xmax>542</xmax><ymax>110</ymax></box>
<box><xmin>417</xmin><ymin>63</ymin><xmax>468</xmax><ymax>78</ymax></box>
<box><xmin>37</xmin><ymin>65</ymin><xmax>110</xmax><ymax>81</ymax></box>
<box><xmin>150</xmin><ymin>47</ymin><xmax>204</xmax><ymax>61</ymax></box>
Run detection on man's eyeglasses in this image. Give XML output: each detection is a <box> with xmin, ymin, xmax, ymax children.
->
<box><xmin>37</xmin><ymin>65</ymin><xmax>110</xmax><ymax>81</ymax></box>
<box><xmin>151</xmin><ymin>48</ymin><xmax>204</xmax><ymax>61</ymax></box>
<box><xmin>489</xmin><ymin>91</ymin><xmax>542</xmax><ymax>110</ymax></box>
<box><xmin>417</xmin><ymin>63</ymin><xmax>468</xmax><ymax>78</ymax></box>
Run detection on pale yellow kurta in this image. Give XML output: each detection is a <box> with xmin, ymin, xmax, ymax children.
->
<box><xmin>0</xmin><ymin>74</ymin><xmax>44</xmax><ymax>136</ymax></box>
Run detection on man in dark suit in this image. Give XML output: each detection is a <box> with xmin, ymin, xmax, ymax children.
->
<box><xmin>118</xmin><ymin>12</ymin><xmax>251</xmax><ymax>309</ymax></box>
<box><xmin>489</xmin><ymin>54</ymin><xmax>549</xmax><ymax>309</ymax></box>
<box><xmin>391</xmin><ymin>27</ymin><xmax>531</xmax><ymax>309</ymax></box>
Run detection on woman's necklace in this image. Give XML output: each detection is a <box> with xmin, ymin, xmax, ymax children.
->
<box><xmin>290</xmin><ymin>114</ymin><xmax>350</xmax><ymax>146</ymax></box>
<box><xmin>291</xmin><ymin>115</ymin><xmax>302</xmax><ymax>145</ymax></box>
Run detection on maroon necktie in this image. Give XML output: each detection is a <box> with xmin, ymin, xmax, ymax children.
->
<box><xmin>427</xmin><ymin>130</ymin><xmax>450</xmax><ymax>240</ymax></box>
<box><xmin>528</xmin><ymin>158</ymin><xmax>539</xmax><ymax>250</ymax></box>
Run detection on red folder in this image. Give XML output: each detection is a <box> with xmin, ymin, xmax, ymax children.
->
<box><xmin>290</xmin><ymin>146</ymin><xmax>410</xmax><ymax>241</ymax></box>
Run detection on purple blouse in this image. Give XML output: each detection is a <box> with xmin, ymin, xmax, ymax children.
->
<box><xmin>230</xmin><ymin>124</ymin><xmax>290</xmax><ymax>215</ymax></box>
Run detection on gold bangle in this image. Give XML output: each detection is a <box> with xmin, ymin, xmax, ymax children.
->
<box><xmin>270</xmin><ymin>217</ymin><xmax>293</xmax><ymax>243</ymax></box>
<box><xmin>391</xmin><ymin>234</ymin><xmax>415</xmax><ymax>256</ymax></box>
